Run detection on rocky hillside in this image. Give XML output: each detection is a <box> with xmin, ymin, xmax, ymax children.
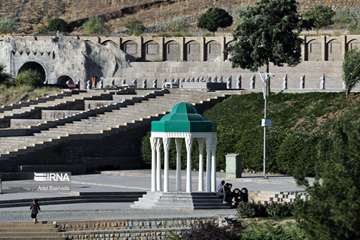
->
<box><xmin>1</xmin><ymin>0</ymin><xmax>360</xmax><ymax>34</ymax></box>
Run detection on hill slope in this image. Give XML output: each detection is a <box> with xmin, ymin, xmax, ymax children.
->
<box><xmin>1</xmin><ymin>0</ymin><xmax>360</xmax><ymax>34</ymax></box>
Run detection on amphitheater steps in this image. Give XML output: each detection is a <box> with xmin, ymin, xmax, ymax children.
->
<box><xmin>0</xmin><ymin>222</ymin><xmax>64</xmax><ymax>240</ymax></box>
<box><xmin>0</xmin><ymin>90</ymin><xmax>228</xmax><ymax>169</ymax></box>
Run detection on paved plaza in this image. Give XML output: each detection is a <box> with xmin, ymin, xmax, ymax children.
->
<box><xmin>0</xmin><ymin>170</ymin><xmax>309</xmax><ymax>222</ymax></box>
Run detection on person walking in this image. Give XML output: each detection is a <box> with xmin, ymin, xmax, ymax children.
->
<box><xmin>30</xmin><ymin>199</ymin><xmax>40</xmax><ymax>224</ymax></box>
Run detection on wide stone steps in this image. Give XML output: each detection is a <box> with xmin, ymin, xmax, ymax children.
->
<box><xmin>0</xmin><ymin>223</ymin><xmax>64</xmax><ymax>240</ymax></box>
<box><xmin>132</xmin><ymin>192</ymin><xmax>231</xmax><ymax>210</ymax></box>
<box><xmin>0</xmin><ymin>90</ymin><xmax>227</xmax><ymax>160</ymax></box>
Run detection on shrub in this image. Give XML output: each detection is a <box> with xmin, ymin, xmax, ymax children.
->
<box><xmin>237</xmin><ymin>201</ymin><xmax>295</xmax><ymax>219</ymax></box>
<box><xmin>47</xmin><ymin>18</ymin><xmax>70</xmax><ymax>33</ymax></box>
<box><xmin>125</xmin><ymin>19</ymin><xmax>146</xmax><ymax>36</ymax></box>
<box><xmin>343</xmin><ymin>48</ymin><xmax>360</xmax><ymax>97</ymax></box>
<box><xmin>83</xmin><ymin>17</ymin><xmax>107</xmax><ymax>34</ymax></box>
<box><xmin>333</xmin><ymin>8</ymin><xmax>360</xmax><ymax>33</ymax></box>
<box><xmin>266</xmin><ymin>202</ymin><xmax>294</xmax><ymax>218</ymax></box>
<box><xmin>241</xmin><ymin>222</ymin><xmax>307</xmax><ymax>240</ymax></box>
<box><xmin>302</xmin><ymin>5</ymin><xmax>335</xmax><ymax>29</ymax></box>
<box><xmin>237</xmin><ymin>202</ymin><xmax>257</xmax><ymax>218</ymax></box>
<box><xmin>0</xmin><ymin>64</ymin><xmax>11</xmax><ymax>84</ymax></box>
<box><xmin>0</xmin><ymin>17</ymin><xmax>17</xmax><ymax>34</ymax></box>
<box><xmin>171</xmin><ymin>222</ymin><xmax>239</xmax><ymax>240</ymax></box>
<box><xmin>16</xmin><ymin>70</ymin><xmax>42</xmax><ymax>87</ymax></box>
<box><xmin>197</xmin><ymin>8</ymin><xmax>233</xmax><ymax>32</ymax></box>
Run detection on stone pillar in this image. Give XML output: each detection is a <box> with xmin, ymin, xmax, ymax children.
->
<box><xmin>342</xmin><ymin>35</ymin><xmax>347</xmax><ymax>60</ymax></box>
<box><xmin>163</xmin><ymin>137</ymin><xmax>170</xmax><ymax>192</ymax></box>
<box><xmin>322</xmin><ymin>35</ymin><xmax>327</xmax><ymax>61</ymax></box>
<box><xmin>200</xmin><ymin>37</ymin><xmax>206</xmax><ymax>61</ymax></box>
<box><xmin>175</xmin><ymin>138</ymin><xmax>182</xmax><ymax>192</ymax></box>
<box><xmin>185</xmin><ymin>136</ymin><xmax>193</xmax><ymax>193</ymax></box>
<box><xmin>156</xmin><ymin>138</ymin><xmax>162</xmax><ymax>191</ymax></box>
<box><xmin>205</xmin><ymin>137</ymin><xmax>212</xmax><ymax>192</ymax></box>
<box><xmin>198</xmin><ymin>139</ymin><xmax>204</xmax><ymax>192</ymax></box>
<box><xmin>301</xmin><ymin>35</ymin><xmax>306</xmax><ymax>61</ymax></box>
<box><xmin>180</xmin><ymin>38</ymin><xmax>185</xmax><ymax>61</ymax></box>
<box><xmin>150</xmin><ymin>137</ymin><xmax>156</xmax><ymax>192</ymax></box>
<box><xmin>211</xmin><ymin>135</ymin><xmax>217</xmax><ymax>192</ymax></box>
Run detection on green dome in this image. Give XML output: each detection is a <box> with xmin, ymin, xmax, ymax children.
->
<box><xmin>151</xmin><ymin>102</ymin><xmax>216</xmax><ymax>133</ymax></box>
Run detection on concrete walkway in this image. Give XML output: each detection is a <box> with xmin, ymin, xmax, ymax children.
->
<box><xmin>0</xmin><ymin>170</ymin><xmax>308</xmax><ymax>222</ymax></box>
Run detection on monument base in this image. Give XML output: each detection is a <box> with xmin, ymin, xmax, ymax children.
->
<box><xmin>131</xmin><ymin>192</ymin><xmax>231</xmax><ymax>210</ymax></box>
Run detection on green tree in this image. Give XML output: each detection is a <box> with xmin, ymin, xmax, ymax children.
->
<box><xmin>343</xmin><ymin>48</ymin><xmax>360</xmax><ymax>97</ymax></box>
<box><xmin>16</xmin><ymin>70</ymin><xmax>42</xmax><ymax>87</ymax></box>
<box><xmin>0</xmin><ymin>65</ymin><xmax>11</xmax><ymax>84</ymax></box>
<box><xmin>197</xmin><ymin>8</ymin><xmax>233</xmax><ymax>32</ymax></box>
<box><xmin>295</xmin><ymin>119</ymin><xmax>360</xmax><ymax>240</ymax></box>
<box><xmin>47</xmin><ymin>18</ymin><xmax>70</xmax><ymax>33</ymax></box>
<box><xmin>229</xmin><ymin>0</ymin><xmax>302</xmax><ymax>73</ymax></box>
<box><xmin>125</xmin><ymin>19</ymin><xmax>146</xmax><ymax>36</ymax></box>
<box><xmin>303</xmin><ymin>5</ymin><xmax>335</xmax><ymax>30</ymax></box>
<box><xmin>83</xmin><ymin>17</ymin><xmax>107</xmax><ymax>35</ymax></box>
<box><xmin>0</xmin><ymin>17</ymin><xmax>17</xmax><ymax>34</ymax></box>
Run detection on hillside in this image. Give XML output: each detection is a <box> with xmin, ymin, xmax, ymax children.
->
<box><xmin>142</xmin><ymin>92</ymin><xmax>360</xmax><ymax>181</ymax></box>
<box><xmin>1</xmin><ymin>0</ymin><xmax>360</xmax><ymax>34</ymax></box>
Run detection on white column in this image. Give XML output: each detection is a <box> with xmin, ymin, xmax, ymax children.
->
<box><xmin>156</xmin><ymin>138</ymin><xmax>162</xmax><ymax>191</ymax></box>
<box><xmin>198</xmin><ymin>139</ymin><xmax>204</xmax><ymax>192</ymax></box>
<box><xmin>175</xmin><ymin>138</ymin><xmax>182</xmax><ymax>192</ymax></box>
<box><xmin>211</xmin><ymin>135</ymin><xmax>217</xmax><ymax>192</ymax></box>
<box><xmin>163</xmin><ymin>137</ymin><xmax>170</xmax><ymax>193</ymax></box>
<box><xmin>205</xmin><ymin>137</ymin><xmax>212</xmax><ymax>192</ymax></box>
<box><xmin>150</xmin><ymin>137</ymin><xmax>156</xmax><ymax>192</ymax></box>
<box><xmin>185</xmin><ymin>136</ymin><xmax>193</xmax><ymax>193</ymax></box>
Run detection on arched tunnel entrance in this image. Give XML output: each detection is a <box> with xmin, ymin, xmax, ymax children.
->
<box><xmin>18</xmin><ymin>62</ymin><xmax>46</xmax><ymax>85</ymax></box>
<box><xmin>57</xmin><ymin>75</ymin><xmax>74</xmax><ymax>88</ymax></box>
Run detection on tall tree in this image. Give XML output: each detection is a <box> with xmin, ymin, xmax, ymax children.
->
<box><xmin>295</xmin><ymin>118</ymin><xmax>360</xmax><ymax>240</ymax></box>
<box><xmin>343</xmin><ymin>48</ymin><xmax>360</xmax><ymax>97</ymax></box>
<box><xmin>229</xmin><ymin>0</ymin><xmax>302</xmax><ymax>73</ymax></box>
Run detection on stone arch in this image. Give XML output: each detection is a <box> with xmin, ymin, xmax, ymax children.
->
<box><xmin>347</xmin><ymin>39</ymin><xmax>360</xmax><ymax>51</ymax></box>
<box><xmin>17</xmin><ymin>61</ymin><xmax>47</xmax><ymax>84</ymax></box>
<box><xmin>165</xmin><ymin>40</ymin><xmax>180</xmax><ymax>61</ymax></box>
<box><xmin>326</xmin><ymin>39</ymin><xmax>341</xmax><ymax>61</ymax></box>
<box><xmin>122</xmin><ymin>40</ymin><xmax>138</xmax><ymax>56</ymax></box>
<box><xmin>205</xmin><ymin>40</ymin><xmax>221</xmax><ymax>61</ymax></box>
<box><xmin>57</xmin><ymin>75</ymin><xmax>74</xmax><ymax>88</ymax></box>
<box><xmin>306</xmin><ymin>39</ymin><xmax>322</xmax><ymax>61</ymax></box>
<box><xmin>101</xmin><ymin>40</ymin><xmax>118</xmax><ymax>47</ymax></box>
<box><xmin>185</xmin><ymin>40</ymin><xmax>201</xmax><ymax>61</ymax></box>
<box><xmin>143</xmin><ymin>40</ymin><xmax>160</xmax><ymax>61</ymax></box>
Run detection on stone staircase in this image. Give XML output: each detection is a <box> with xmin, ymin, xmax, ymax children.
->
<box><xmin>0</xmin><ymin>222</ymin><xmax>65</xmax><ymax>240</ymax></box>
<box><xmin>131</xmin><ymin>192</ymin><xmax>231</xmax><ymax>210</ymax></box>
<box><xmin>0</xmin><ymin>89</ymin><xmax>230</xmax><ymax>176</ymax></box>
<box><xmin>0</xmin><ymin>90</ymin><xmax>116</xmax><ymax>128</ymax></box>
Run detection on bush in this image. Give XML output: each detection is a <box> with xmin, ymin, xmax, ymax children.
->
<box><xmin>83</xmin><ymin>17</ymin><xmax>107</xmax><ymax>34</ymax></box>
<box><xmin>197</xmin><ymin>8</ymin><xmax>233</xmax><ymax>32</ymax></box>
<box><xmin>16</xmin><ymin>70</ymin><xmax>42</xmax><ymax>87</ymax></box>
<box><xmin>169</xmin><ymin>222</ymin><xmax>239</xmax><ymax>240</ymax></box>
<box><xmin>0</xmin><ymin>64</ymin><xmax>11</xmax><ymax>84</ymax></box>
<box><xmin>333</xmin><ymin>8</ymin><xmax>360</xmax><ymax>33</ymax></box>
<box><xmin>302</xmin><ymin>5</ymin><xmax>335</xmax><ymax>29</ymax></box>
<box><xmin>47</xmin><ymin>18</ymin><xmax>70</xmax><ymax>33</ymax></box>
<box><xmin>241</xmin><ymin>222</ymin><xmax>307</xmax><ymax>240</ymax></box>
<box><xmin>125</xmin><ymin>19</ymin><xmax>146</xmax><ymax>36</ymax></box>
<box><xmin>0</xmin><ymin>17</ymin><xmax>17</xmax><ymax>34</ymax></box>
<box><xmin>237</xmin><ymin>201</ymin><xmax>295</xmax><ymax>219</ymax></box>
<box><xmin>237</xmin><ymin>202</ymin><xmax>257</xmax><ymax>218</ymax></box>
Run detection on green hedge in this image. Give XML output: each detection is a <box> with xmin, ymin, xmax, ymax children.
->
<box><xmin>141</xmin><ymin>92</ymin><xmax>360</xmax><ymax>178</ymax></box>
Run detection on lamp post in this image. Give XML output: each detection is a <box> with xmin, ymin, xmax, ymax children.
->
<box><xmin>259</xmin><ymin>72</ymin><xmax>272</xmax><ymax>179</ymax></box>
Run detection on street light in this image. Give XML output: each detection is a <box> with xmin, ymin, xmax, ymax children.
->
<box><xmin>258</xmin><ymin>72</ymin><xmax>273</xmax><ymax>179</ymax></box>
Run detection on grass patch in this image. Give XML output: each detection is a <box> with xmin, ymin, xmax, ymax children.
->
<box><xmin>0</xmin><ymin>84</ymin><xmax>61</xmax><ymax>106</ymax></box>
